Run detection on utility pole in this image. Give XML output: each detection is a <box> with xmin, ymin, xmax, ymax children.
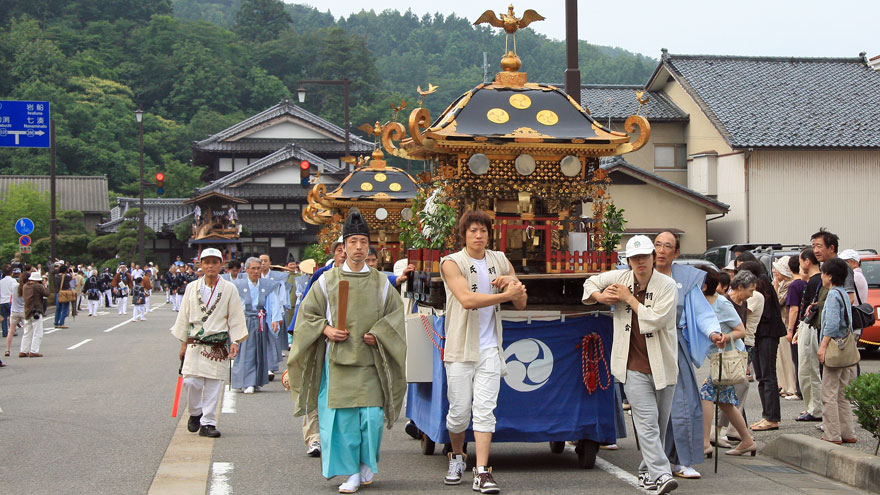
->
<box><xmin>564</xmin><ymin>0</ymin><xmax>581</xmax><ymax>99</ymax></box>
<box><xmin>50</xmin><ymin>119</ymin><xmax>56</xmax><ymax>264</ymax></box>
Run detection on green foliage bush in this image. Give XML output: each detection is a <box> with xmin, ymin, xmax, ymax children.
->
<box><xmin>844</xmin><ymin>372</ymin><xmax>880</xmax><ymax>455</ymax></box>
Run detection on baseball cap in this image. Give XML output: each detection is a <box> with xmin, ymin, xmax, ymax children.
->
<box><xmin>839</xmin><ymin>249</ymin><xmax>860</xmax><ymax>263</ymax></box>
<box><xmin>625</xmin><ymin>235</ymin><xmax>654</xmax><ymax>258</ymax></box>
<box><xmin>723</xmin><ymin>260</ymin><xmax>736</xmax><ymax>271</ymax></box>
<box><xmin>199</xmin><ymin>248</ymin><xmax>223</xmax><ymax>261</ymax></box>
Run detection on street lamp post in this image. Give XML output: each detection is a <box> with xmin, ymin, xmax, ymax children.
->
<box><xmin>296</xmin><ymin>79</ymin><xmax>351</xmax><ymax>161</ymax></box>
<box><xmin>135</xmin><ymin>105</ymin><xmax>145</xmax><ymax>267</ymax></box>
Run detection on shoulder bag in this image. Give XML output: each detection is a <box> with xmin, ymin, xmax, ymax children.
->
<box><xmin>709</xmin><ymin>335</ymin><xmax>748</xmax><ymax>385</ymax></box>
<box><xmin>824</xmin><ymin>289</ymin><xmax>861</xmax><ymax>368</ymax></box>
<box><xmin>850</xmin><ymin>286</ymin><xmax>875</xmax><ymax>330</ymax></box>
<box><xmin>58</xmin><ymin>274</ymin><xmax>77</xmax><ymax>303</ymax></box>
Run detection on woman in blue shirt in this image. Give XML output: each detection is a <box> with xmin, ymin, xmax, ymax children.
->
<box><xmin>817</xmin><ymin>258</ymin><xmax>858</xmax><ymax>445</ymax></box>
<box><xmin>694</xmin><ymin>267</ymin><xmax>757</xmax><ymax>457</ymax></box>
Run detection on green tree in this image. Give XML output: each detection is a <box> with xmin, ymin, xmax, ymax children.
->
<box><xmin>87</xmin><ymin>208</ymin><xmax>155</xmax><ymax>263</ymax></box>
<box><xmin>234</xmin><ymin>0</ymin><xmax>291</xmax><ymax>42</ymax></box>
<box><xmin>0</xmin><ymin>183</ymin><xmax>50</xmax><ymax>246</ymax></box>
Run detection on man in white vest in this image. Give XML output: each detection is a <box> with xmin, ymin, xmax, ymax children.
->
<box><xmin>440</xmin><ymin>209</ymin><xmax>526</xmax><ymax>494</ymax></box>
<box><xmin>582</xmin><ymin>235</ymin><xmax>680</xmax><ymax>494</ymax></box>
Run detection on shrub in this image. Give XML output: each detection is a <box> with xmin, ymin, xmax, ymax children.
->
<box><xmin>844</xmin><ymin>372</ymin><xmax>880</xmax><ymax>455</ymax></box>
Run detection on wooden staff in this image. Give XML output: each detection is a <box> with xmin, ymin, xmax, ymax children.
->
<box><xmin>337</xmin><ymin>280</ymin><xmax>349</xmax><ymax>331</ymax></box>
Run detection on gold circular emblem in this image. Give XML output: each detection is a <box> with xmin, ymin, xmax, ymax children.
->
<box><xmin>360</xmin><ymin>182</ymin><xmax>374</xmax><ymax>191</ymax></box>
<box><xmin>389</xmin><ymin>182</ymin><xmax>402</xmax><ymax>192</ymax></box>
<box><xmin>486</xmin><ymin>108</ymin><xmax>510</xmax><ymax>124</ymax></box>
<box><xmin>536</xmin><ymin>110</ymin><xmax>559</xmax><ymax>126</ymax></box>
<box><xmin>509</xmin><ymin>94</ymin><xmax>532</xmax><ymax>109</ymax></box>
<box><xmin>374</xmin><ymin>173</ymin><xmax>387</xmax><ymax>182</ymax></box>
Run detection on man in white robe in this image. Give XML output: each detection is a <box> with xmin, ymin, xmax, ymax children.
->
<box><xmin>171</xmin><ymin>248</ymin><xmax>248</xmax><ymax>438</ymax></box>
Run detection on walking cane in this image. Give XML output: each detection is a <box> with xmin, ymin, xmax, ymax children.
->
<box><xmin>714</xmin><ymin>351</ymin><xmax>722</xmax><ymax>473</ymax></box>
<box><xmin>171</xmin><ymin>356</ymin><xmax>184</xmax><ymax>418</ymax></box>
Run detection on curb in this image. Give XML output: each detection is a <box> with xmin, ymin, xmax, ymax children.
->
<box><xmin>763</xmin><ymin>433</ymin><xmax>880</xmax><ymax>493</ymax></box>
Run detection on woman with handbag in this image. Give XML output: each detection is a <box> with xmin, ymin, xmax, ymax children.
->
<box><xmin>53</xmin><ymin>265</ymin><xmax>73</xmax><ymax>329</ymax></box>
<box><xmin>817</xmin><ymin>258</ymin><xmax>860</xmax><ymax>445</ymax></box>
<box><xmin>695</xmin><ymin>267</ymin><xmax>757</xmax><ymax>456</ymax></box>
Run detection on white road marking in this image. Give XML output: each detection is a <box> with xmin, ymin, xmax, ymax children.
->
<box><xmin>67</xmin><ymin>339</ymin><xmax>93</xmax><ymax>350</ymax></box>
<box><xmin>44</xmin><ymin>327</ymin><xmax>59</xmax><ymax>334</ymax></box>
<box><xmin>208</xmin><ymin>462</ymin><xmax>233</xmax><ymax>495</ymax></box>
<box><xmin>594</xmin><ymin>456</ymin><xmax>650</xmax><ymax>492</ymax></box>
<box><xmin>97</xmin><ymin>311</ymin><xmax>108</xmax><ymax>315</ymax></box>
<box><xmin>221</xmin><ymin>388</ymin><xmax>237</xmax><ymax>414</ymax></box>
<box><xmin>104</xmin><ymin>319</ymin><xmax>135</xmax><ymax>333</ymax></box>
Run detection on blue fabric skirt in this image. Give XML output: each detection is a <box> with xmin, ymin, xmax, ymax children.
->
<box><xmin>318</xmin><ymin>356</ymin><xmax>384</xmax><ymax>479</ymax></box>
<box><xmin>230</xmin><ymin>316</ymin><xmax>271</xmax><ymax>389</ymax></box>
<box><xmin>699</xmin><ymin>377</ymin><xmax>739</xmax><ymax>406</ymax></box>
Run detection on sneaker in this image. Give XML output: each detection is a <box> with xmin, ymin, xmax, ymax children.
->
<box><xmin>599</xmin><ymin>443</ymin><xmax>619</xmax><ymax>450</ymax></box>
<box><xmin>655</xmin><ymin>474</ymin><xmax>678</xmax><ymax>494</ymax></box>
<box><xmin>444</xmin><ymin>453</ymin><xmax>467</xmax><ymax>485</ymax></box>
<box><xmin>199</xmin><ymin>425</ymin><xmax>221</xmax><ymax>438</ymax></box>
<box><xmin>472</xmin><ymin>467</ymin><xmax>499</xmax><ymax>494</ymax></box>
<box><xmin>188</xmin><ymin>414</ymin><xmax>202</xmax><ymax>433</ymax></box>
<box><xmin>243</xmin><ymin>386</ymin><xmax>255</xmax><ymax>394</ymax></box>
<box><xmin>638</xmin><ymin>473</ymin><xmax>656</xmax><ymax>490</ymax></box>
<box><xmin>307</xmin><ymin>441</ymin><xmax>321</xmax><ymax>457</ymax></box>
<box><xmin>672</xmin><ymin>465</ymin><xmax>701</xmax><ymax>479</ymax></box>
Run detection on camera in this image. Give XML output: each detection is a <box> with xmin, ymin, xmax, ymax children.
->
<box><xmin>32</xmin><ymin>310</ymin><xmax>42</xmax><ymax>321</ymax></box>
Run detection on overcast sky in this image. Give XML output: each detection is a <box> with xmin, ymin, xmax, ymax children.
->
<box><xmin>290</xmin><ymin>0</ymin><xmax>876</xmax><ymax>59</ymax></box>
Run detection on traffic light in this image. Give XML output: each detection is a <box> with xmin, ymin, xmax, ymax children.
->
<box><xmin>299</xmin><ymin>160</ymin><xmax>310</xmax><ymax>186</ymax></box>
<box><xmin>156</xmin><ymin>172</ymin><xmax>165</xmax><ymax>195</ymax></box>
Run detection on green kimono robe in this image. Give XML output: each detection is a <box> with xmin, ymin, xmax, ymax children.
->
<box><xmin>288</xmin><ymin>264</ymin><xmax>406</xmax><ymax>428</ymax></box>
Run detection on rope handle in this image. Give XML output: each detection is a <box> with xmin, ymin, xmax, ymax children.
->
<box><xmin>419</xmin><ymin>314</ymin><xmax>445</xmax><ymax>361</ymax></box>
<box><xmin>577</xmin><ymin>333</ymin><xmax>611</xmax><ymax>394</ymax></box>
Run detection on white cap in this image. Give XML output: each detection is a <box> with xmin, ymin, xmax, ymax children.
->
<box><xmin>625</xmin><ymin>235</ymin><xmax>654</xmax><ymax>258</ymax></box>
<box><xmin>199</xmin><ymin>248</ymin><xmax>223</xmax><ymax>261</ymax></box>
<box><xmin>723</xmin><ymin>260</ymin><xmax>736</xmax><ymax>271</ymax></box>
<box><xmin>839</xmin><ymin>249</ymin><xmax>860</xmax><ymax>263</ymax></box>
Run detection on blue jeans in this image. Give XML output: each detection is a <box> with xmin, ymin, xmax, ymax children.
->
<box><xmin>54</xmin><ymin>297</ymin><xmax>69</xmax><ymax>326</ymax></box>
<box><xmin>0</xmin><ymin>302</ymin><xmax>10</xmax><ymax>337</ymax></box>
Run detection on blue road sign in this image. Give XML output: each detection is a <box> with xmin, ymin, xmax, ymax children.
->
<box><xmin>0</xmin><ymin>101</ymin><xmax>50</xmax><ymax>148</ymax></box>
<box><xmin>15</xmin><ymin>217</ymin><xmax>35</xmax><ymax>236</ymax></box>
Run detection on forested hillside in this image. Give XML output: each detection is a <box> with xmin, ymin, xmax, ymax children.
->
<box><xmin>0</xmin><ymin>0</ymin><xmax>656</xmax><ymax>198</ymax></box>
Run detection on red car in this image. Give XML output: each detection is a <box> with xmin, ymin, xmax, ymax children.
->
<box><xmin>858</xmin><ymin>255</ymin><xmax>880</xmax><ymax>351</ymax></box>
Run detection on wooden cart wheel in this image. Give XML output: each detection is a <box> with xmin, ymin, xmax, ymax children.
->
<box><xmin>549</xmin><ymin>441</ymin><xmax>565</xmax><ymax>454</ymax></box>
<box><xmin>420</xmin><ymin>435</ymin><xmax>436</xmax><ymax>455</ymax></box>
<box><xmin>575</xmin><ymin>439</ymin><xmax>599</xmax><ymax>469</ymax></box>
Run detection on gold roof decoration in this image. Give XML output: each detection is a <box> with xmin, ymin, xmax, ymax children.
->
<box><xmin>380</xmin><ymin>5</ymin><xmax>650</xmax><ymax>169</ymax></box>
<box><xmin>302</xmin><ymin>143</ymin><xmax>418</xmax><ymax>234</ymax></box>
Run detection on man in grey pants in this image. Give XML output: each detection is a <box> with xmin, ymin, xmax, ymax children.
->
<box><xmin>583</xmin><ymin>235</ymin><xmax>680</xmax><ymax>494</ymax></box>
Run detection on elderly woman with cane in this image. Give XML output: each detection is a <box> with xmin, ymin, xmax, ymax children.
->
<box><xmin>694</xmin><ymin>267</ymin><xmax>757</xmax><ymax>457</ymax></box>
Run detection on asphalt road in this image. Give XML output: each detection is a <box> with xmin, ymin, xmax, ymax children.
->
<box><xmin>1</xmin><ymin>301</ymin><xmax>877</xmax><ymax>494</ymax></box>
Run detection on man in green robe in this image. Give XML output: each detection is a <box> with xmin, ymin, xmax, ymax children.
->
<box><xmin>288</xmin><ymin>210</ymin><xmax>406</xmax><ymax>494</ymax></box>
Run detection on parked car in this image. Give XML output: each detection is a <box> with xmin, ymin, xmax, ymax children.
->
<box><xmin>703</xmin><ymin>243</ymin><xmax>785</xmax><ymax>269</ymax></box>
<box><xmin>673</xmin><ymin>258</ymin><xmax>719</xmax><ymax>271</ymax></box>
<box><xmin>857</xmin><ymin>254</ymin><xmax>880</xmax><ymax>351</ymax></box>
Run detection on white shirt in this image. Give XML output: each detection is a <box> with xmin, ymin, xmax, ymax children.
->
<box><xmin>853</xmin><ymin>267</ymin><xmax>869</xmax><ymax>305</ymax></box>
<box><xmin>0</xmin><ymin>275</ymin><xmax>17</xmax><ymax>303</ymax></box>
<box><xmin>470</xmin><ymin>256</ymin><xmax>498</xmax><ymax>350</ymax></box>
<box><xmin>131</xmin><ymin>269</ymin><xmax>144</xmax><ymax>279</ymax></box>
<box><xmin>200</xmin><ymin>278</ymin><xmax>221</xmax><ymax>307</ymax></box>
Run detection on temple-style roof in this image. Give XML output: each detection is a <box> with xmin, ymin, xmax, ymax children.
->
<box><xmin>580</xmin><ymin>85</ymin><xmax>687</xmax><ymax>122</ymax></box>
<box><xmin>97</xmin><ymin>197</ymin><xmax>191</xmax><ymax>233</ymax></box>
<box><xmin>184</xmin><ymin>191</ymin><xmax>247</xmax><ymax>205</ymax></box>
<box><xmin>647</xmin><ymin>52</ymin><xmax>880</xmax><ymax>148</ymax></box>
<box><xmin>325</xmin><ymin>164</ymin><xmax>417</xmax><ymax>201</ymax></box>
<box><xmin>198</xmin><ymin>144</ymin><xmax>342</xmax><ymax>194</ymax></box>
<box><xmin>0</xmin><ymin>175</ymin><xmax>109</xmax><ymax>213</ymax></box>
<box><xmin>427</xmin><ymin>83</ymin><xmax>629</xmax><ymax>144</ymax></box>
<box><xmin>193</xmin><ymin>99</ymin><xmax>373</xmax><ymax>155</ymax></box>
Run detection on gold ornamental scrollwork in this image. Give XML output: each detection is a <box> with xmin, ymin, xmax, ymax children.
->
<box><xmin>381</xmin><ymin>121</ymin><xmax>407</xmax><ymax>157</ymax></box>
<box><xmin>408</xmin><ymin>107</ymin><xmax>431</xmax><ymax>147</ymax></box>
<box><xmin>624</xmin><ymin>115</ymin><xmax>651</xmax><ymax>152</ymax></box>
